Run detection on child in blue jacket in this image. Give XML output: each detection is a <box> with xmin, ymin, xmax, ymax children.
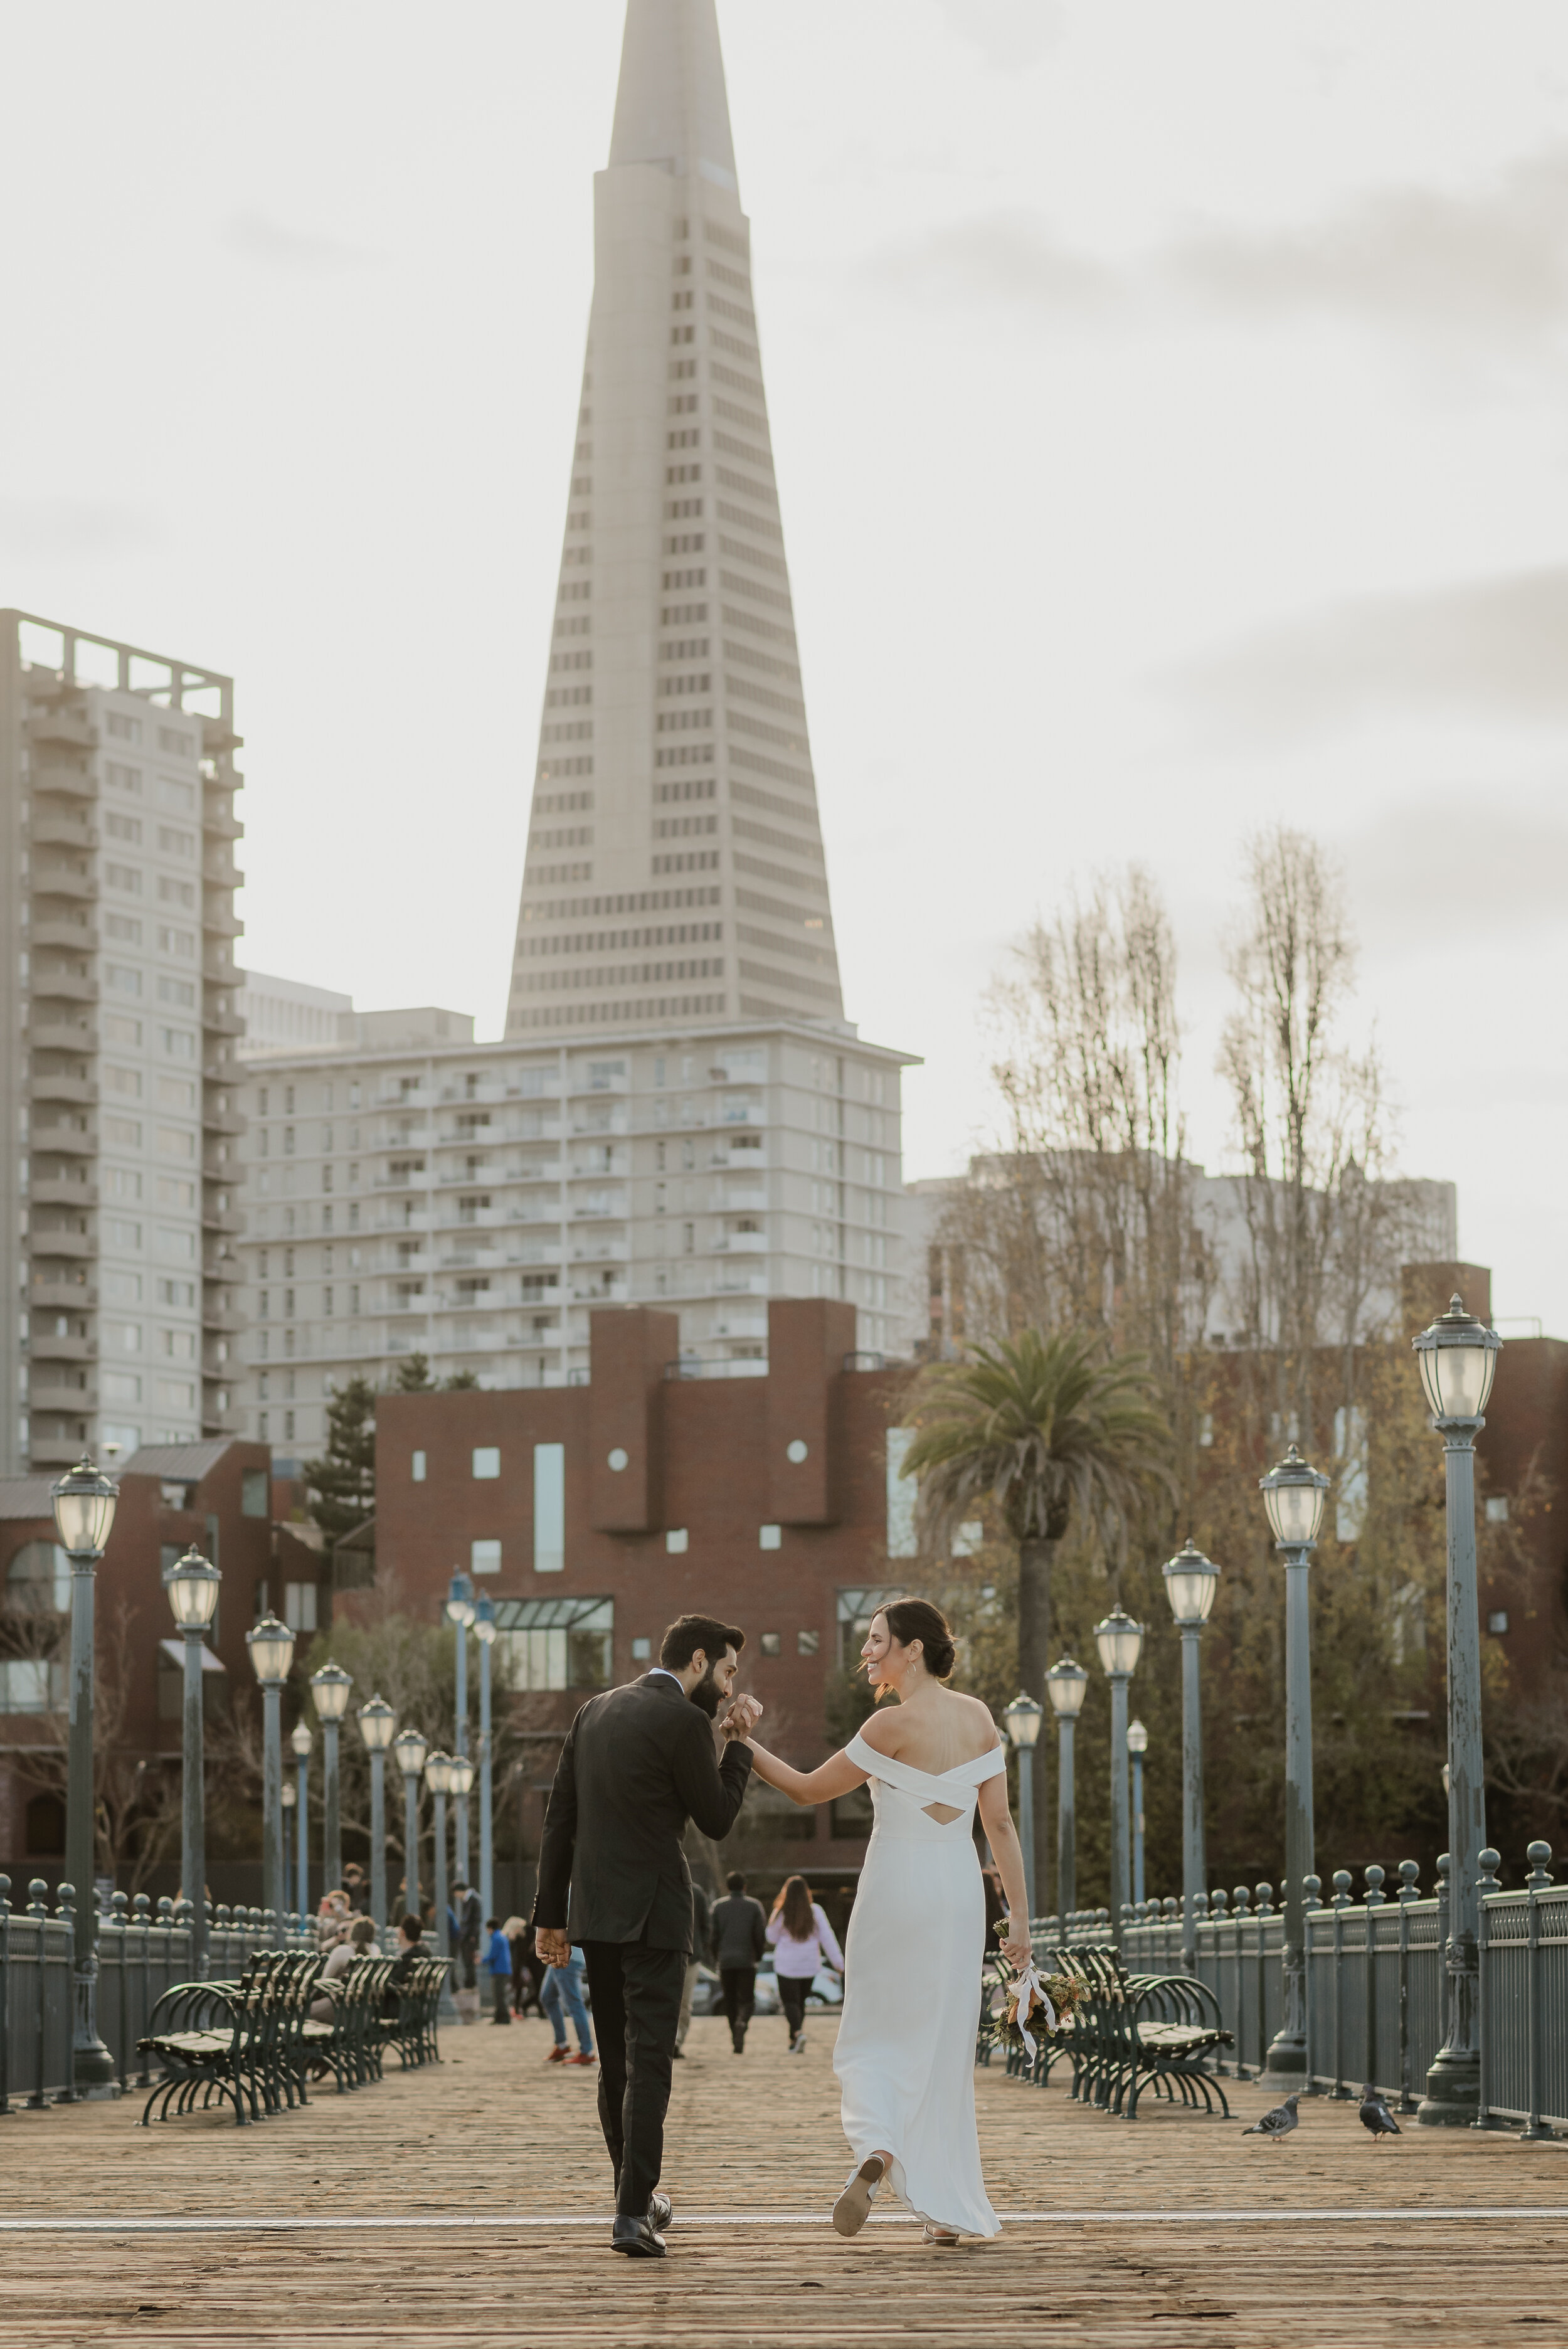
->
<box><xmin>484</xmin><ymin>1919</ymin><xmax>512</xmax><ymax>2025</ymax></box>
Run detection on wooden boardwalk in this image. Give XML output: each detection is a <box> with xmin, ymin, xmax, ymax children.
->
<box><xmin>1</xmin><ymin>2011</ymin><xmax>1564</xmax><ymax>2346</ymax></box>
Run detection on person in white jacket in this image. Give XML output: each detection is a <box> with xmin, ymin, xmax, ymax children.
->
<box><xmin>765</xmin><ymin>1875</ymin><xmax>844</xmax><ymax>2052</ymax></box>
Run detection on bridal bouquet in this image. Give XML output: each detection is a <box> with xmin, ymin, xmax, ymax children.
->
<box><xmin>986</xmin><ymin>1949</ymin><xmax>1088</xmax><ymax>2060</ymax></box>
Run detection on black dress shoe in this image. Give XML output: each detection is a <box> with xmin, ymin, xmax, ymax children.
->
<box><xmin>612</xmin><ymin>2215</ymin><xmax>667</xmax><ymax>2258</ymax></box>
<box><xmin>649</xmin><ymin>2191</ymin><xmax>672</xmax><ymax>2231</ymax></box>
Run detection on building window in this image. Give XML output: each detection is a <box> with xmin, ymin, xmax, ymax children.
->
<box><xmin>472</xmin><ymin>1446</ymin><xmax>501</xmax><ymax>1480</ymax></box>
<box><xmin>1488</xmin><ymin>1610</ymin><xmax>1510</xmax><ymax>1635</ymax></box>
<box><xmin>495</xmin><ymin>1596</ymin><xmax>612</xmax><ymax>1690</ymax></box>
<box><xmin>886</xmin><ymin>1429</ymin><xmax>917</xmax><ymax>1558</ymax></box>
<box><xmin>837</xmin><ymin>1586</ymin><xmax>908</xmax><ymax>1672</ymax></box>
<box><xmin>241</xmin><ymin>1469</ymin><xmax>268</xmax><ymax>1518</ymax></box>
<box><xmin>760</xmin><ymin>1632</ymin><xmax>781</xmax><ymax>1657</ymax></box>
<box><xmin>534</xmin><ymin>1442</ymin><xmax>565</xmax><ymax>1574</ymax></box>
<box><xmin>411</xmin><ymin>1450</ymin><xmax>427</xmax><ymax>1483</ymax></box>
<box><xmin>283</xmin><ymin>1581</ymin><xmax>317</xmax><ymax>1633</ymax></box>
<box><xmin>5</xmin><ymin>1540</ymin><xmax>72</xmax><ymax>1615</ymax></box>
<box><xmin>797</xmin><ymin>1629</ymin><xmax>820</xmax><ymax>1656</ymax></box>
<box><xmin>472</xmin><ymin>1538</ymin><xmax>502</xmax><ymax>1576</ymax></box>
<box><xmin>1485</xmin><ymin>1496</ymin><xmax>1510</xmax><ymax>1524</ymax></box>
<box><xmin>632</xmin><ymin>1637</ymin><xmax>652</xmax><ymax>1662</ymax></box>
<box><xmin>758</xmin><ymin>1524</ymin><xmax>781</xmax><ymax>1551</ymax></box>
<box><xmin>665</xmin><ymin>1528</ymin><xmax>688</xmax><ymax>1555</ymax></box>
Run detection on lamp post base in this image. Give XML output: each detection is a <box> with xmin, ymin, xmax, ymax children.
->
<box><xmin>1259</xmin><ymin>2030</ymin><xmax>1308</xmax><ymax>2093</ymax></box>
<box><xmin>71</xmin><ymin>1960</ymin><xmax>121</xmax><ymax>2100</ymax></box>
<box><xmin>1417</xmin><ymin>2044</ymin><xmax>1480</xmax><ymax>2128</ymax></box>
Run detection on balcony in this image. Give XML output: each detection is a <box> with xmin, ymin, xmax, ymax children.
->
<box><xmin>29</xmin><ymin>1379</ymin><xmax>97</xmax><ymax>1412</ymax></box>
<box><xmin>31</xmin><ymin>866</ymin><xmax>97</xmax><ymax>903</ymax></box>
<box><xmin>572</xmin><ymin>1279</ymin><xmax>628</xmax><ymax>1304</ymax></box>
<box><xmin>714</xmin><ymin>1230</ymin><xmax>768</xmax><ymax>1253</ymax></box>
<box><xmin>29</xmin><ymin>1178</ymin><xmax>98</xmax><ymax>1209</ymax></box>
<box><xmin>201</xmin><ymin>1100</ymin><xmax>247</xmax><ymax>1136</ymax></box>
<box><xmin>27</xmin><ymin>1432</ymin><xmax>92</xmax><ymax>1467</ymax></box>
<box><xmin>570</xmin><ymin>1238</ymin><xmax>628</xmax><ymax>1265</ymax></box>
<box><xmin>28</xmin><ymin>707</ymin><xmax>96</xmax><ymax>749</ymax></box>
<box><xmin>201</xmin><ymin>1201</ymin><xmax>245</xmax><ymax>1234</ymax></box>
<box><xmin>31</xmin><ymin>813</ymin><xmax>97</xmax><ymax>851</ymax></box>
<box><xmin>373</xmin><ymin>1168</ymin><xmax>433</xmax><ymax>1191</ymax></box>
<box><xmin>31</xmin><ymin>969</ymin><xmax>98</xmax><ymax>1005</ymax></box>
<box><xmin>203</xmin><ymin>854</ymin><xmax>244</xmax><ymax>889</ymax></box>
<box><xmin>30</xmin><ymin>1276</ymin><xmax>96</xmax><ymax>1308</ymax></box>
<box><xmin>31</xmin><ymin>762</ymin><xmax>94</xmax><ymax>798</ymax></box>
<box><xmin>202</xmin><ymin>1301</ymin><xmax>245</xmax><ymax>1334</ymax></box>
<box><xmin>33</xmin><ymin>1123</ymin><xmax>93</xmax><ymax>1156</ymax></box>
<box><xmin>30</xmin><ymin>919</ymin><xmax>97</xmax><ymax>955</ymax></box>
<box><xmin>30</xmin><ymin>1228</ymin><xmax>97</xmax><ymax>1261</ymax></box>
<box><xmin>29</xmin><ymin>1072</ymin><xmax>97</xmax><ymax>1107</ymax></box>
<box><xmin>202</xmin><ymin>949</ymin><xmax>238</xmax><ymax>986</ymax></box>
<box><xmin>202</xmin><ymin>903</ymin><xmax>244</xmax><ymax>938</ymax></box>
<box><xmin>202</xmin><ymin>1000</ymin><xmax>245</xmax><ymax>1036</ymax></box>
<box><xmin>28</xmin><ymin>1330</ymin><xmax>97</xmax><ymax>1364</ymax></box>
<box><xmin>200</xmin><ymin>1403</ymin><xmax>247</xmax><ymax>1436</ymax></box>
<box><xmin>28</xmin><ymin>1017</ymin><xmax>95</xmax><ymax>1053</ymax></box>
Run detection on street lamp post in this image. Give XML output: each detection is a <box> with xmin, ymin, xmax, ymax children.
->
<box><xmin>1163</xmin><ymin>1537</ymin><xmax>1221</xmax><ymax>1976</ymax></box>
<box><xmin>448</xmin><ymin>1753</ymin><xmax>476</xmax><ymax>1931</ymax></box>
<box><xmin>474</xmin><ymin>1594</ymin><xmax>497</xmax><ymax>1927</ymax></box>
<box><xmin>447</xmin><ymin>1573</ymin><xmax>475</xmax><ymax>1885</ymax></box>
<box><xmin>1094</xmin><ymin>1607</ymin><xmax>1145</xmax><ymax>1946</ymax></box>
<box><xmin>1002</xmin><ymin>1695</ymin><xmax>1045</xmax><ymax>1921</ymax></box>
<box><xmin>289</xmin><ymin>1720</ymin><xmax>312</xmax><ymax>1919</ymax></box>
<box><xmin>394</xmin><ymin>1729</ymin><xmax>428</xmax><ymax>1924</ymax></box>
<box><xmin>1412</xmin><ymin>1293</ymin><xmax>1502</xmax><ymax>2127</ymax></box>
<box><xmin>281</xmin><ymin>1775</ymin><xmax>297</xmax><ymax>1923</ymax></box>
<box><xmin>245</xmin><ymin>1614</ymin><xmax>295</xmax><ymax>1929</ymax></box>
<box><xmin>425</xmin><ymin>1749</ymin><xmax>458</xmax><ymax>2020</ymax></box>
<box><xmin>166</xmin><ymin>1546</ymin><xmax>221</xmax><ymax>1979</ymax></box>
<box><xmin>1045</xmin><ymin>1656</ymin><xmax>1089</xmax><ymax>1924</ymax></box>
<box><xmin>50</xmin><ymin>1456</ymin><xmax>120</xmax><ymax>2095</ymax></box>
<box><xmin>1127</xmin><ymin>1719</ymin><xmax>1148</xmax><ymax>1910</ymax></box>
<box><xmin>310</xmin><ymin>1661</ymin><xmax>354</xmax><ymax>1894</ymax></box>
<box><xmin>1259</xmin><ymin>1443</ymin><xmax>1331</xmax><ymax>2087</ymax></box>
<box><xmin>358</xmin><ymin>1695</ymin><xmax>396</xmax><ymax>1936</ymax></box>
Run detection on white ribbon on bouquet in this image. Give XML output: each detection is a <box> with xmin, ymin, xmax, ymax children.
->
<box><xmin>1010</xmin><ymin>1959</ymin><xmax>1057</xmax><ymax>2060</ymax></box>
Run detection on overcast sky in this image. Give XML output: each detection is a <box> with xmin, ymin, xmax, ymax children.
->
<box><xmin>4</xmin><ymin>2</ymin><xmax>1567</xmax><ymax>1333</ymax></box>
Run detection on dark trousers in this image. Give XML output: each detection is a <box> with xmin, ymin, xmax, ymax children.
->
<box><xmin>580</xmin><ymin>1937</ymin><xmax>686</xmax><ymax>2219</ymax></box>
<box><xmin>492</xmin><ymin>1972</ymin><xmax>511</xmax><ymax>2024</ymax></box>
<box><xmin>778</xmin><ymin>1975</ymin><xmax>809</xmax><ymax>2038</ymax></box>
<box><xmin>720</xmin><ymin>1965</ymin><xmax>756</xmax><ymax>2047</ymax></box>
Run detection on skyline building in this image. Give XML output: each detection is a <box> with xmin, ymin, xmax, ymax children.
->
<box><xmin>0</xmin><ymin>608</ymin><xmax>246</xmax><ymax>1477</ymax></box>
<box><xmin>506</xmin><ymin>0</ymin><xmax>844</xmax><ymax>1040</ymax></box>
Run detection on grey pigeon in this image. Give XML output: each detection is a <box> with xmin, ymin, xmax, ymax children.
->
<box><xmin>1359</xmin><ymin>2086</ymin><xmax>1401</xmax><ymax>2142</ymax></box>
<box><xmin>1242</xmin><ymin>2092</ymin><xmax>1300</xmax><ymax>2138</ymax></box>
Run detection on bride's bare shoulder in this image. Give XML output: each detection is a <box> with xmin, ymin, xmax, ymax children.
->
<box><xmin>852</xmin><ymin>1709</ymin><xmax>902</xmax><ymax>1758</ymax></box>
<box><xmin>948</xmin><ymin>1689</ymin><xmax>1002</xmax><ymax>1746</ymax></box>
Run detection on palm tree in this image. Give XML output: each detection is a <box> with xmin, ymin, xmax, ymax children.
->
<box><xmin>901</xmin><ymin>1328</ymin><xmax>1173</xmax><ymax>1904</ymax></box>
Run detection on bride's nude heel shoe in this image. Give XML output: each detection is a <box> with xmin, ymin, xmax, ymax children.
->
<box><xmin>922</xmin><ymin>2224</ymin><xmax>962</xmax><ymax>2246</ymax></box>
<box><xmin>832</xmin><ymin>2156</ymin><xmax>886</xmax><ymax>2238</ymax></box>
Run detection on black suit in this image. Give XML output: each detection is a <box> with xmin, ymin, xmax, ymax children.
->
<box><xmin>532</xmin><ymin>1672</ymin><xmax>752</xmax><ymax>2216</ymax></box>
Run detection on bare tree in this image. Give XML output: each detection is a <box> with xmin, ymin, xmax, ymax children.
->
<box><xmin>12</xmin><ymin>1599</ymin><xmax>183</xmax><ymax>1895</ymax></box>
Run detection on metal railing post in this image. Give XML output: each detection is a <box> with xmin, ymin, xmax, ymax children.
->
<box><xmin>1330</xmin><ymin>1869</ymin><xmax>1352</xmax><ymax>2099</ymax></box>
<box><xmin>1520</xmin><ymin>1841</ymin><xmax>1553</xmax><ymax>2143</ymax></box>
<box><xmin>27</xmin><ymin>1881</ymin><xmax>50</xmax><ymax>2109</ymax></box>
<box><xmin>132</xmin><ymin>1895</ymin><xmax>152</xmax><ymax>2086</ymax></box>
<box><xmin>1471</xmin><ymin>1848</ymin><xmax>1500</xmax><ymax>2131</ymax></box>
<box><xmin>1364</xmin><ymin>1865</ymin><xmax>1385</xmax><ymax>2093</ymax></box>
<box><xmin>1396</xmin><ymin>1860</ymin><xmax>1420</xmax><ymax>2111</ymax></box>
<box><xmin>1254</xmin><ymin>1882</ymin><xmax>1273</xmax><ymax>2079</ymax></box>
<box><xmin>1303</xmin><ymin>1875</ymin><xmax>1322</xmax><ymax>2092</ymax></box>
<box><xmin>1232</xmin><ymin>1886</ymin><xmax>1250</xmax><ymax>2074</ymax></box>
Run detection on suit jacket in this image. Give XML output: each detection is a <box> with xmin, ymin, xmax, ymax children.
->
<box><xmin>532</xmin><ymin>1672</ymin><xmax>753</xmax><ymax>1951</ymax></box>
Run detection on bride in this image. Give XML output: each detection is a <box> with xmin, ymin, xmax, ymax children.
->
<box><xmin>739</xmin><ymin>1596</ymin><xmax>1031</xmax><ymax>2244</ymax></box>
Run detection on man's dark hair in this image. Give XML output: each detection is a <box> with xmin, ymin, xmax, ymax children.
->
<box><xmin>726</xmin><ymin>1870</ymin><xmax>745</xmax><ymax>1892</ymax></box>
<box><xmin>398</xmin><ymin>1914</ymin><xmax>422</xmax><ymax>1941</ymax></box>
<box><xmin>660</xmin><ymin>1613</ymin><xmax>744</xmax><ymax>1672</ymax></box>
<box><xmin>453</xmin><ymin>1879</ymin><xmax>469</xmax><ymax>1892</ymax></box>
<box><xmin>485</xmin><ymin>1917</ymin><xmax>499</xmax><ymax>1932</ymax></box>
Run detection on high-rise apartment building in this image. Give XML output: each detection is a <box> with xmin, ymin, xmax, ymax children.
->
<box><xmin>506</xmin><ymin>0</ymin><xmax>842</xmax><ymax>1039</ymax></box>
<box><xmin>0</xmin><ymin>610</ymin><xmax>246</xmax><ymax>1475</ymax></box>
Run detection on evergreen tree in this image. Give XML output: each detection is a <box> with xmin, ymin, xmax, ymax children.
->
<box><xmin>392</xmin><ymin>1353</ymin><xmax>436</xmax><ymax>1391</ymax></box>
<box><xmin>303</xmin><ymin>1375</ymin><xmax>378</xmax><ymax>1544</ymax></box>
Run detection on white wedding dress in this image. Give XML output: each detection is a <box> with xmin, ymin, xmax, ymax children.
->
<box><xmin>832</xmin><ymin>1731</ymin><xmax>1005</xmax><ymax>2237</ymax></box>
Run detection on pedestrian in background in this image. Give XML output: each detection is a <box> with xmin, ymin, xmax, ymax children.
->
<box><xmin>541</xmin><ymin>1942</ymin><xmax>596</xmax><ymax>2068</ymax></box>
<box><xmin>708</xmin><ymin>1869</ymin><xmax>766</xmax><ymax>2055</ymax></box>
<box><xmin>766</xmin><ymin>1875</ymin><xmax>843</xmax><ymax>2054</ymax></box>
<box><xmin>674</xmin><ymin>1877</ymin><xmax>712</xmax><ymax>2057</ymax></box>
<box><xmin>502</xmin><ymin>1916</ymin><xmax>540</xmax><ymax>2017</ymax></box>
<box><xmin>484</xmin><ymin>1918</ymin><xmax>513</xmax><ymax>2024</ymax></box>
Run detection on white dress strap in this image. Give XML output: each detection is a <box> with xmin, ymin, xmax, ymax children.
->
<box><xmin>844</xmin><ymin>1732</ymin><xmax>1006</xmax><ymax>1798</ymax></box>
<box><xmin>946</xmin><ymin>1744</ymin><xmax>1007</xmax><ymax>1788</ymax></box>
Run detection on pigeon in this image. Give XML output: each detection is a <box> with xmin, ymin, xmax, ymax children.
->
<box><xmin>1359</xmin><ymin>2087</ymin><xmax>1401</xmax><ymax>2143</ymax></box>
<box><xmin>1242</xmin><ymin>2093</ymin><xmax>1300</xmax><ymax>2138</ymax></box>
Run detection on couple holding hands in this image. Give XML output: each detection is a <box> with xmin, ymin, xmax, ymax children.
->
<box><xmin>532</xmin><ymin>1596</ymin><xmax>1031</xmax><ymax>2257</ymax></box>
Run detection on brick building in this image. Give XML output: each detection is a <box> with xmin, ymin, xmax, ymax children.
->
<box><xmin>371</xmin><ymin>1299</ymin><xmax>919</xmax><ymax>1883</ymax></box>
<box><xmin>0</xmin><ymin>1436</ymin><xmax>293</xmax><ymax>1892</ymax></box>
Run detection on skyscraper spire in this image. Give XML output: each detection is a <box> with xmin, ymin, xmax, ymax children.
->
<box><xmin>506</xmin><ymin>0</ymin><xmax>844</xmax><ymax>1040</ymax></box>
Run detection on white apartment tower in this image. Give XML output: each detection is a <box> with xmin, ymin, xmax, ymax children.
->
<box><xmin>0</xmin><ymin>611</ymin><xmax>246</xmax><ymax>1477</ymax></box>
<box><xmin>506</xmin><ymin>0</ymin><xmax>842</xmax><ymax>1039</ymax></box>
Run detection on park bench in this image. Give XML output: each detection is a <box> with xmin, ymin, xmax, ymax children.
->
<box><xmin>300</xmin><ymin>1955</ymin><xmax>396</xmax><ymax>2092</ymax></box>
<box><xmin>979</xmin><ymin>1943</ymin><xmax>1232</xmax><ymax>2120</ymax></box>
<box><xmin>137</xmin><ymin>1950</ymin><xmax>324</xmax><ymax>2128</ymax></box>
<box><xmin>382</xmin><ymin>1954</ymin><xmax>450</xmax><ymax>2070</ymax></box>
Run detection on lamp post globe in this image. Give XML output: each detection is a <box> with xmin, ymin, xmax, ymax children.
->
<box><xmin>1093</xmin><ymin>1609</ymin><xmax>1143</xmax><ymax>1943</ymax></box>
<box><xmin>310</xmin><ymin>1662</ymin><xmax>353</xmax><ymax>1895</ymax></box>
<box><xmin>167</xmin><ymin>1547</ymin><xmax>221</xmax><ymax>1980</ymax></box>
<box><xmin>1044</xmin><ymin>1656</ymin><xmax>1089</xmax><ymax>1925</ymax></box>
<box><xmin>1257</xmin><ymin>1444</ymin><xmax>1330</xmax><ymax>2088</ymax></box>
<box><xmin>246</xmin><ymin>1614</ymin><xmax>295</xmax><ymax>1931</ymax></box>
<box><xmin>474</xmin><ymin>1594</ymin><xmax>497</xmax><ymax>1924</ymax></box>
<box><xmin>49</xmin><ymin>1455</ymin><xmax>120</xmax><ymax>2094</ymax></box>
<box><xmin>1412</xmin><ymin>1293</ymin><xmax>1503</xmax><ymax>2126</ymax></box>
<box><xmin>445</xmin><ymin>1571</ymin><xmax>476</xmax><ymax>1628</ymax></box>
<box><xmin>394</xmin><ymin>1728</ymin><xmax>428</xmax><ymax>1922</ymax></box>
<box><xmin>1163</xmin><ymin>1537</ymin><xmax>1220</xmax><ymax>1971</ymax></box>
<box><xmin>358</xmin><ymin>1695</ymin><xmax>397</xmax><ymax>1936</ymax></box>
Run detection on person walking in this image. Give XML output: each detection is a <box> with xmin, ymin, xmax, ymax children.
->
<box><xmin>766</xmin><ymin>1876</ymin><xmax>844</xmax><ymax>2053</ymax></box>
<box><xmin>708</xmin><ymin>1869</ymin><xmax>766</xmax><ymax>2054</ymax></box>
<box><xmin>484</xmin><ymin>1919</ymin><xmax>513</xmax><ymax>2025</ymax></box>
<box><xmin>503</xmin><ymin>1916</ymin><xmax>541</xmax><ymax>2017</ymax></box>
<box><xmin>673</xmin><ymin>1878</ymin><xmax>711</xmax><ymax>2058</ymax></box>
<box><xmin>532</xmin><ymin>1611</ymin><xmax>758</xmax><ymax>2259</ymax></box>
<box><xmin>541</xmin><ymin>1943</ymin><xmax>596</xmax><ymax>2066</ymax></box>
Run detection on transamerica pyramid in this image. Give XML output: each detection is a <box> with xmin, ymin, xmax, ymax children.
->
<box><xmin>504</xmin><ymin>0</ymin><xmax>845</xmax><ymax>1039</ymax></box>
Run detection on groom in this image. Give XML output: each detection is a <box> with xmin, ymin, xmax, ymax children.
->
<box><xmin>532</xmin><ymin>1611</ymin><xmax>760</xmax><ymax>2258</ymax></box>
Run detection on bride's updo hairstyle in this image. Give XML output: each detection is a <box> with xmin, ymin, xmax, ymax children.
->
<box><xmin>877</xmin><ymin>1597</ymin><xmax>957</xmax><ymax>1683</ymax></box>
